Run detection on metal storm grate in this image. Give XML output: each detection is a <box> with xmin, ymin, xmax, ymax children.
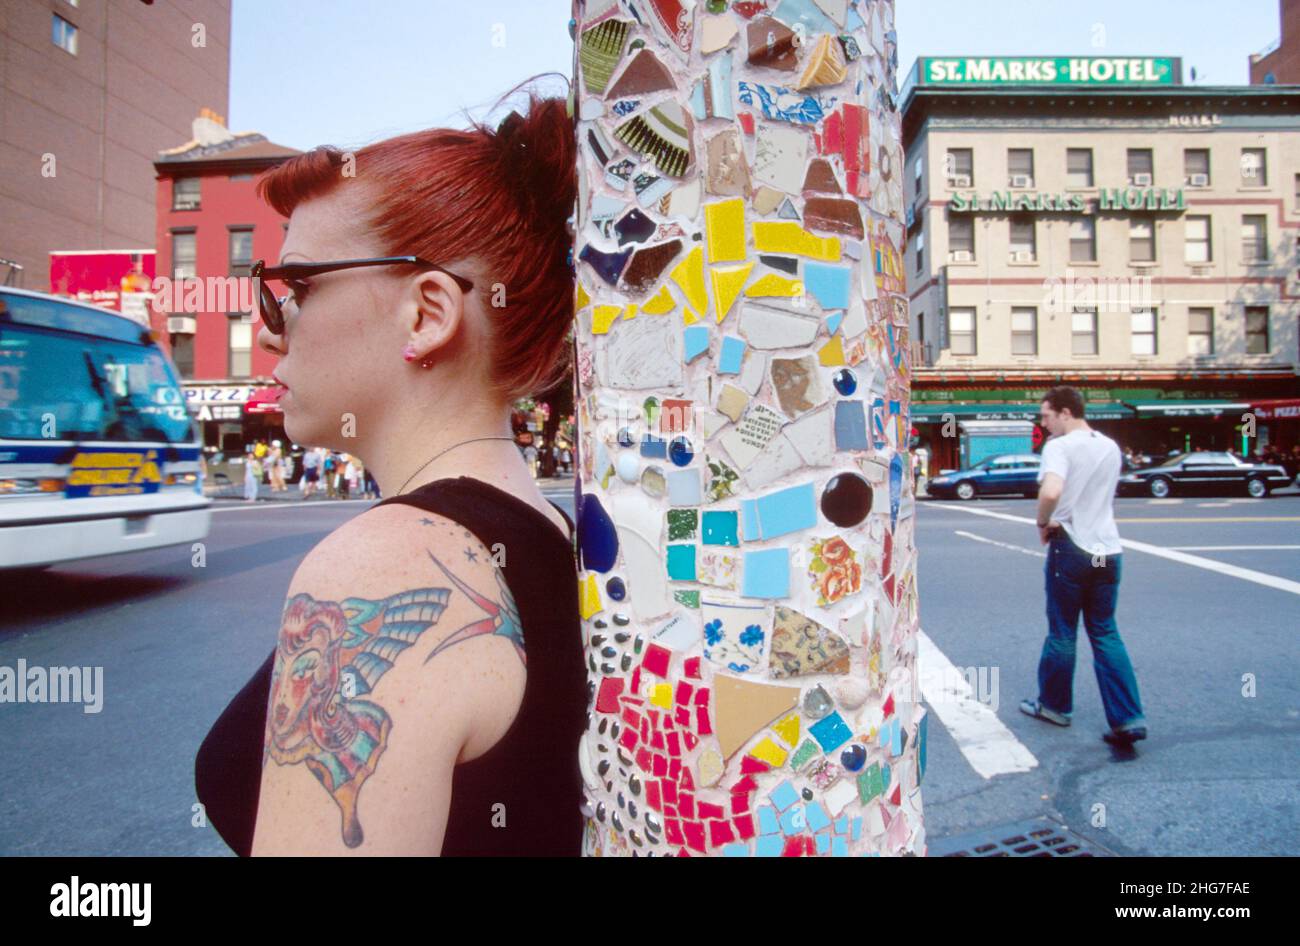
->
<box><xmin>929</xmin><ymin>817</ymin><xmax>1114</xmax><ymax>857</ymax></box>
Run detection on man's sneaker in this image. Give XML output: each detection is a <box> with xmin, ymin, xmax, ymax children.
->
<box><xmin>1102</xmin><ymin>725</ymin><xmax>1148</xmax><ymax>746</ymax></box>
<box><xmin>1019</xmin><ymin>698</ymin><xmax>1071</xmax><ymax>727</ymax></box>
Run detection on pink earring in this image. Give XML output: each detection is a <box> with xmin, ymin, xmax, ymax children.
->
<box><xmin>401</xmin><ymin>342</ymin><xmax>417</xmax><ymax>362</ymax></box>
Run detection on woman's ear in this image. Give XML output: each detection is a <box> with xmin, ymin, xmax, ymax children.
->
<box><xmin>406</xmin><ymin>269</ymin><xmax>466</xmax><ymax>351</ymax></box>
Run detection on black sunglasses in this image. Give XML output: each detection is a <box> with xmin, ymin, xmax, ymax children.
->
<box><xmin>250</xmin><ymin>256</ymin><xmax>475</xmax><ymax>334</ymax></box>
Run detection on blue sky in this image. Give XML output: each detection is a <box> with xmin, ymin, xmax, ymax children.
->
<box><xmin>229</xmin><ymin>0</ymin><xmax>1284</xmax><ymax>151</ymax></box>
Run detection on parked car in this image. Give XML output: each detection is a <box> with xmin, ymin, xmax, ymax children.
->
<box><xmin>1117</xmin><ymin>451</ymin><xmax>1292</xmax><ymax>498</ymax></box>
<box><xmin>926</xmin><ymin>454</ymin><xmax>1042</xmax><ymax>500</ymax></box>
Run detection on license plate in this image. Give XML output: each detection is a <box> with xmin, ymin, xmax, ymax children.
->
<box><xmin>124</xmin><ymin>516</ymin><xmax>150</xmax><ymax>535</ymax></box>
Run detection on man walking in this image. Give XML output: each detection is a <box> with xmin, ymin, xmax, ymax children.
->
<box><xmin>1021</xmin><ymin>386</ymin><xmax>1147</xmax><ymax>746</ymax></box>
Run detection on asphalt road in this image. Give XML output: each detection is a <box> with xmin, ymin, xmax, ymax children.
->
<box><xmin>0</xmin><ymin>486</ymin><xmax>1295</xmax><ymax>855</ymax></box>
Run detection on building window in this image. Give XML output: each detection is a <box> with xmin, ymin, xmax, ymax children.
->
<box><xmin>946</xmin><ymin>148</ymin><xmax>973</xmax><ymax>187</ymax></box>
<box><xmin>948</xmin><ymin>216</ymin><xmax>974</xmax><ymax>261</ymax></box>
<box><xmin>1007</xmin><ymin>148</ymin><xmax>1034</xmax><ymax>188</ymax></box>
<box><xmin>1069</xmin><ymin>217</ymin><xmax>1096</xmax><ymax>262</ymax></box>
<box><xmin>914</xmin><ymin>158</ymin><xmax>923</xmax><ymax>191</ymax></box>
<box><xmin>173</xmin><ymin>177</ymin><xmax>201</xmax><ymax>211</ymax></box>
<box><xmin>1188</xmin><ymin>307</ymin><xmax>1214</xmax><ymax>356</ymax></box>
<box><xmin>1294</xmin><ymin>173</ymin><xmax>1300</xmax><ymax>212</ymax></box>
<box><xmin>1009</xmin><ymin>216</ymin><xmax>1036</xmax><ymax>261</ymax></box>
<box><xmin>1245</xmin><ymin>306</ymin><xmax>1270</xmax><ymax>354</ymax></box>
<box><xmin>229</xmin><ymin>316</ymin><xmax>253</xmax><ymax>377</ymax></box>
<box><xmin>1184</xmin><ymin>149</ymin><xmax>1210</xmax><ymax>187</ymax></box>
<box><xmin>1241</xmin><ymin>214</ymin><xmax>1267</xmax><ymax>262</ymax></box>
<box><xmin>1240</xmin><ymin>148</ymin><xmax>1267</xmax><ymax>187</ymax></box>
<box><xmin>171</xmin><ymin>231</ymin><xmax>196</xmax><ymax>280</ymax></box>
<box><xmin>914</xmin><ymin>229</ymin><xmax>924</xmax><ymax>273</ymax></box>
<box><xmin>1131</xmin><ymin>309</ymin><xmax>1157</xmax><ymax>355</ymax></box>
<box><xmin>1071</xmin><ymin>308</ymin><xmax>1098</xmax><ymax>355</ymax></box>
<box><xmin>52</xmin><ymin>14</ymin><xmax>78</xmax><ymax>54</ymax></box>
<box><xmin>949</xmin><ymin>307</ymin><xmax>976</xmax><ymax>355</ymax></box>
<box><xmin>1184</xmin><ymin>215</ymin><xmax>1212</xmax><ymax>263</ymax></box>
<box><xmin>1066</xmin><ymin>148</ymin><xmax>1093</xmax><ymax>188</ymax></box>
<box><xmin>1130</xmin><ymin>218</ymin><xmax>1155</xmax><ymax>262</ymax></box>
<box><xmin>228</xmin><ymin>228</ymin><xmax>254</xmax><ymax>276</ymax></box>
<box><xmin>1011</xmin><ymin>307</ymin><xmax>1037</xmax><ymax>355</ymax></box>
<box><xmin>170</xmin><ymin>333</ymin><xmax>195</xmax><ymax>378</ymax></box>
<box><xmin>1127</xmin><ymin>148</ymin><xmax>1154</xmax><ymax>186</ymax></box>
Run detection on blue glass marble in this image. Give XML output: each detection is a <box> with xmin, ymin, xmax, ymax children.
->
<box><xmin>606</xmin><ymin>576</ymin><xmax>626</xmax><ymax>601</ymax></box>
<box><xmin>617</xmin><ymin>426</ymin><xmax>635</xmax><ymax>448</ymax></box>
<box><xmin>832</xmin><ymin>367</ymin><xmax>857</xmax><ymax>396</ymax></box>
<box><xmin>840</xmin><ymin>743</ymin><xmax>867</xmax><ymax>772</ymax></box>
<box><xmin>577</xmin><ymin>492</ymin><xmax>619</xmax><ymax>573</ymax></box>
<box><xmin>668</xmin><ymin>436</ymin><xmax>694</xmax><ymax>467</ymax></box>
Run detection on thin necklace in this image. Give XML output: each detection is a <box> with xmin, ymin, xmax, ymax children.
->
<box><xmin>394</xmin><ymin>436</ymin><xmax>516</xmax><ymax>497</ymax></box>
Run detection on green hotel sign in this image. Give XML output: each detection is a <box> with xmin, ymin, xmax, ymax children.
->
<box><xmin>950</xmin><ymin>187</ymin><xmax>1187</xmax><ymax>213</ymax></box>
<box><xmin>918</xmin><ymin>56</ymin><xmax>1181</xmax><ymax>86</ymax></box>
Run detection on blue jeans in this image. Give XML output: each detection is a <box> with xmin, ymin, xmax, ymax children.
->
<box><xmin>1038</xmin><ymin>531</ymin><xmax>1145</xmax><ymax>731</ymax></box>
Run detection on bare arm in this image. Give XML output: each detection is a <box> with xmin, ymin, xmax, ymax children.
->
<box><xmin>250</xmin><ymin>505</ymin><xmax>525</xmax><ymax>855</ymax></box>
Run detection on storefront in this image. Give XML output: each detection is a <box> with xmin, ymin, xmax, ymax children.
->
<box><xmin>184</xmin><ymin>383</ymin><xmax>286</xmax><ymax>456</ymax></box>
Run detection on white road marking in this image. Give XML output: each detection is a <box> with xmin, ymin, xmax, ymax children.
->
<box><xmin>940</xmin><ymin>505</ymin><xmax>1300</xmax><ymax>597</ymax></box>
<box><xmin>210</xmin><ymin>499</ymin><xmax>374</xmax><ymax>513</ymax></box>
<box><xmin>955</xmin><ymin>529</ymin><xmax>1045</xmax><ymax>558</ymax></box>
<box><xmin>1147</xmin><ymin>498</ymin><xmax>1184</xmax><ymax>505</ymax></box>
<box><xmin>1197</xmin><ymin>502</ymin><xmax>1231</xmax><ymax>507</ymax></box>
<box><xmin>1169</xmin><ymin>545</ymin><xmax>1300</xmax><ymax>551</ymax></box>
<box><xmin>917</xmin><ymin>630</ymin><xmax>1039</xmax><ymax>779</ymax></box>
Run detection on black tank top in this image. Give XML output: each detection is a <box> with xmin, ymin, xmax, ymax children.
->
<box><xmin>194</xmin><ymin>476</ymin><xmax>586</xmax><ymax>856</ymax></box>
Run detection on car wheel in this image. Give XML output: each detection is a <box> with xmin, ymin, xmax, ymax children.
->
<box><xmin>1246</xmin><ymin>477</ymin><xmax>1268</xmax><ymax>498</ymax></box>
<box><xmin>1148</xmin><ymin>477</ymin><xmax>1171</xmax><ymax>498</ymax></box>
<box><xmin>955</xmin><ymin>481</ymin><xmax>976</xmax><ymax>501</ymax></box>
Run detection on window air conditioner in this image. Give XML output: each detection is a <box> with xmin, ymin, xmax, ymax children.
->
<box><xmin>1132</xmin><ymin>173</ymin><xmax>1153</xmax><ymax>186</ymax></box>
<box><xmin>950</xmin><ymin>250</ymin><xmax>973</xmax><ymax>262</ymax></box>
<box><xmin>1010</xmin><ymin>250</ymin><xmax>1035</xmax><ymax>262</ymax></box>
<box><xmin>167</xmin><ymin>317</ymin><xmax>197</xmax><ymax>334</ymax></box>
<box><xmin>1010</xmin><ymin>174</ymin><xmax>1033</xmax><ymax>188</ymax></box>
<box><xmin>948</xmin><ymin>175</ymin><xmax>971</xmax><ymax>187</ymax></box>
<box><xmin>1189</xmin><ymin>173</ymin><xmax>1209</xmax><ymax>187</ymax></box>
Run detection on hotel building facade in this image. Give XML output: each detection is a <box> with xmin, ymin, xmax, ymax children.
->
<box><xmin>901</xmin><ymin>56</ymin><xmax>1299</xmax><ymax>474</ymax></box>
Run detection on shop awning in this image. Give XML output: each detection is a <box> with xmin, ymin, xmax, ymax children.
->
<box><xmin>912</xmin><ymin>402</ymin><xmax>1134</xmax><ymax>421</ymax></box>
<box><xmin>1249</xmin><ymin>398</ymin><xmax>1300</xmax><ymax>420</ymax></box>
<box><xmin>1126</xmin><ymin>399</ymin><xmax>1250</xmax><ymax>418</ymax></box>
<box><xmin>245</xmin><ymin>386</ymin><xmax>285</xmax><ymax>414</ymax></box>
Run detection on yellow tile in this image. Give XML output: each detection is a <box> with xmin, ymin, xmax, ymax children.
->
<box><xmin>670</xmin><ymin>245</ymin><xmax>709</xmax><ymax>317</ymax></box>
<box><xmin>575</xmin><ymin>282</ymin><xmax>590</xmax><ymax>312</ymax></box>
<box><xmin>744</xmin><ymin>273</ymin><xmax>804</xmax><ymax>298</ymax></box>
<box><xmin>749</xmin><ymin>736</ymin><xmax>789</xmax><ymax>767</ymax></box>
<box><xmin>705</xmin><ymin>198</ymin><xmax>747</xmax><ymax>263</ymax></box>
<box><xmin>716</xmin><ymin>383</ymin><xmax>749</xmax><ymax>422</ymax></box>
<box><xmin>772</xmin><ymin>712</ymin><xmax>801</xmax><ymax>747</ymax></box>
<box><xmin>818</xmin><ymin>334</ymin><xmax>846</xmax><ymax>366</ymax></box>
<box><xmin>578</xmin><ymin>573</ymin><xmax>602</xmax><ymax>620</ymax></box>
<box><xmin>641</xmin><ymin>284</ymin><xmax>676</xmax><ymax>314</ymax></box>
<box><xmin>623</xmin><ymin>304</ymin><xmax>638</xmax><ymax>321</ymax></box>
<box><xmin>592</xmin><ymin>305</ymin><xmax>622</xmax><ymax>335</ymax></box>
<box><xmin>753</xmin><ymin>221</ymin><xmax>842</xmax><ymax>261</ymax></box>
<box><xmin>651</xmin><ymin>682</ymin><xmax>673</xmax><ymax>709</ymax></box>
<box><xmin>710</xmin><ymin>262</ymin><xmax>753</xmax><ymax>323</ymax></box>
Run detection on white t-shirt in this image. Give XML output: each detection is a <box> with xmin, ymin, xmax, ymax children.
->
<box><xmin>1037</xmin><ymin>426</ymin><xmax>1123</xmax><ymax>556</ymax></box>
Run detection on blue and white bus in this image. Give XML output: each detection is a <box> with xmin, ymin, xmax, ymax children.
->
<box><xmin>0</xmin><ymin>287</ymin><xmax>210</xmax><ymax>571</ymax></box>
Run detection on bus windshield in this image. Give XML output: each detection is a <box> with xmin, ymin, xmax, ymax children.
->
<box><xmin>0</xmin><ymin>323</ymin><xmax>194</xmax><ymax>444</ymax></box>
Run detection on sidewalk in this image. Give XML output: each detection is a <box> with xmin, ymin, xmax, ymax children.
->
<box><xmin>206</xmin><ymin>472</ymin><xmax>577</xmax><ymax>502</ymax></box>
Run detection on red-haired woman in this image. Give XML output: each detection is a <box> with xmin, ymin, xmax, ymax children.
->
<box><xmin>194</xmin><ymin>90</ymin><xmax>586</xmax><ymax>856</ymax></box>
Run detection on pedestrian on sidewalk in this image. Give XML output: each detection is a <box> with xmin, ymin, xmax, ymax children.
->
<box><xmin>301</xmin><ymin>446</ymin><xmax>321</xmax><ymax>498</ymax></box>
<box><xmin>267</xmin><ymin>440</ymin><xmax>285</xmax><ymax>491</ymax></box>
<box><xmin>1021</xmin><ymin>385</ymin><xmax>1147</xmax><ymax>747</ymax></box>
<box><xmin>323</xmin><ymin>451</ymin><xmax>338</xmax><ymax>499</ymax></box>
<box><xmin>523</xmin><ymin>442</ymin><xmax>538</xmax><ymax>478</ymax></box>
<box><xmin>242</xmin><ymin>446</ymin><xmax>261</xmax><ymax>502</ymax></box>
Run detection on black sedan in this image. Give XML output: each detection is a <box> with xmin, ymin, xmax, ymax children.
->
<box><xmin>1118</xmin><ymin>451</ymin><xmax>1293</xmax><ymax>498</ymax></box>
<box><xmin>926</xmin><ymin>454</ymin><xmax>1042</xmax><ymax>500</ymax></box>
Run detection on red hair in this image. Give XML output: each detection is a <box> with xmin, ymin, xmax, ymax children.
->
<box><xmin>256</xmin><ymin>84</ymin><xmax>577</xmax><ymax>401</ymax></box>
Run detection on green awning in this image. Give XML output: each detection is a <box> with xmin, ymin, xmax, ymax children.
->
<box><xmin>911</xmin><ymin>402</ymin><xmax>1135</xmax><ymax>421</ymax></box>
